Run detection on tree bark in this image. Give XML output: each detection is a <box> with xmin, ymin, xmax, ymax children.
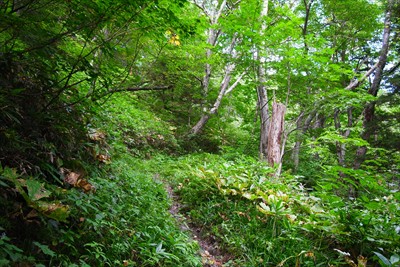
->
<box><xmin>267</xmin><ymin>102</ymin><xmax>286</xmax><ymax>167</ymax></box>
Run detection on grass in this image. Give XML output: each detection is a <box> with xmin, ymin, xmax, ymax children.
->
<box><xmin>57</xmin><ymin>153</ymin><xmax>202</xmax><ymax>266</ymax></box>
<box><xmin>0</xmin><ymin>149</ymin><xmax>202</xmax><ymax>266</ymax></box>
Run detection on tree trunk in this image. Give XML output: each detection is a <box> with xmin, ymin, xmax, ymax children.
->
<box><xmin>202</xmin><ymin>27</ymin><xmax>219</xmax><ymax>96</ymax></box>
<box><xmin>267</xmin><ymin>102</ymin><xmax>286</xmax><ymax>168</ymax></box>
<box><xmin>189</xmin><ymin>1</ymin><xmax>244</xmax><ymax>135</ymax></box>
<box><xmin>291</xmin><ymin>110</ymin><xmax>316</xmax><ymax>171</ymax></box>
<box><xmin>190</xmin><ymin>61</ymin><xmax>235</xmax><ymax>134</ymax></box>
<box><xmin>354</xmin><ymin>2</ymin><xmax>392</xmax><ymax>169</ymax></box>
<box><xmin>190</xmin><ymin>114</ymin><xmax>211</xmax><ymax>135</ymax></box>
<box><xmin>289</xmin><ymin>0</ymin><xmax>315</xmax><ymax>170</ymax></box>
<box><xmin>257</xmin><ymin>79</ymin><xmax>269</xmax><ymax>160</ymax></box>
<box><xmin>257</xmin><ymin>0</ymin><xmax>269</xmax><ymax>160</ymax></box>
<box><xmin>334</xmin><ymin>108</ymin><xmax>353</xmax><ymax>167</ymax></box>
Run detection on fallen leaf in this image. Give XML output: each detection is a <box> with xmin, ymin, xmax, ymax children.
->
<box><xmin>89</xmin><ymin>130</ymin><xmax>106</xmax><ymax>141</ymax></box>
<box><xmin>64</xmin><ymin>171</ymin><xmax>80</xmax><ymax>185</ymax></box>
<box><xmin>76</xmin><ymin>179</ymin><xmax>95</xmax><ymax>193</ymax></box>
<box><xmin>96</xmin><ymin>154</ymin><xmax>111</xmax><ymax>163</ymax></box>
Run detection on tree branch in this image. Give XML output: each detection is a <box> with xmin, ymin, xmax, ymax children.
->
<box><xmin>345</xmin><ymin>61</ymin><xmax>379</xmax><ymax>90</ymax></box>
<box><xmin>224</xmin><ymin>69</ymin><xmax>247</xmax><ymax>95</ymax></box>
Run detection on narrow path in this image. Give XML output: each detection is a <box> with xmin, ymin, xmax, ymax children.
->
<box><xmin>164</xmin><ymin>182</ymin><xmax>232</xmax><ymax>267</ymax></box>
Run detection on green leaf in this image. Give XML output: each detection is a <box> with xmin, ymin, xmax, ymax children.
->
<box><xmin>259</xmin><ymin>202</ymin><xmax>270</xmax><ymax>212</ymax></box>
<box><xmin>26</xmin><ymin>180</ymin><xmax>51</xmax><ymax>201</ymax></box>
<box><xmin>35</xmin><ymin>201</ymin><xmax>70</xmax><ymax>222</ymax></box>
<box><xmin>390</xmin><ymin>254</ymin><xmax>399</xmax><ymax>264</ymax></box>
<box><xmin>0</xmin><ymin>259</ymin><xmax>10</xmax><ymax>266</ymax></box>
<box><xmin>156</xmin><ymin>242</ymin><xmax>164</xmax><ymax>253</ymax></box>
<box><xmin>33</xmin><ymin>242</ymin><xmax>56</xmax><ymax>257</ymax></box>
<box><xmin>373</xmin><ymin>251</ymin><xmax>391</xmax><ymax>266</ymax></box>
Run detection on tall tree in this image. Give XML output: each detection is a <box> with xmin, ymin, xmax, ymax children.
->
<box><xmin>256</xmin><ymin>0</ymin><xmax>270</xmax><ymax>160</ymax></box>
<box><xmin>353</xmin><ymin>0</ymin><xmax>395</xmax><ymax>169</ymax></box>
<box><xmin>190</xmin><ymin>0</ymin><xmax>247</xmax><ymax>134</ymax></box>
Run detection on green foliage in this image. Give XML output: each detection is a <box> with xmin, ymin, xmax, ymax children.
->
<box><xmin>373</xmin><ymin>251</ymin><xmax>400</xmax><ymax>266</ymax></box>
<box><xmin>313</xmin><ymin>168</ymin><xmax>400</xmax><ymax>257</ymax></box>
<box><xmin>0</xmin><ymin>137</ymin><xmax>201</xmax><ymax>266</ymax></box>
<box><xmin>54</xmin><ymin>155</ymin><xmax>201</xmax><ymax>266</ymax></box>
<box><xmin>157</xmin><ymin>154</ymin><xmax>338</xmax><ymax>266</ymax></box>
<box><xmin>0</xmin><ymin>167</ymin><xmax>70</xmax><ymax>222</ymax></box>
<box><xmin>92</xmin><ymin>94</ymin><xmax>180</xmax><ymax>157</ymax></box>
<box><xmin>0</xmin><ymin>235</ymin><xmax>24</xmax><ymax>267</ymax></box>
<box><xmin>156</xmin><ymin>152</ymin><xmax>399</xmax><ymax>266</ymax></box>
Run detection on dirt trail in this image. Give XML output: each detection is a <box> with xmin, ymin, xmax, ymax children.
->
<box><xmin>164</xmin><ymin>183</ymin><xmax>232</xmax><ymax>267</ymax></box>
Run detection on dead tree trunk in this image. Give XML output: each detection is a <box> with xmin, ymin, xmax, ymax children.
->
<box><xmin>267</xmin><ymin>102</ymin><xmax>286</xmax><ymax>168</ymax></box>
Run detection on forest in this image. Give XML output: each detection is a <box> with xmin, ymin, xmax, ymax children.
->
<box><xmin>0</xmin><ymin>0</ymin><xmax>399</xmax><ymax>266</ymax></box>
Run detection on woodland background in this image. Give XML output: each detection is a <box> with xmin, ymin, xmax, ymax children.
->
<box><xmin>0</xmin><ymin>0</ymin><xmax>399</xmax><ymax>266</ymax></box>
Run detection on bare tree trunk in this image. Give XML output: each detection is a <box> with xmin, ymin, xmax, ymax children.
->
<box><xmin>267</xmin><ymin>102</ymin><xmax>286</xmax><ymax>168</ymax></box>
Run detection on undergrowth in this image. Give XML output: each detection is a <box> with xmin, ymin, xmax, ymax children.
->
<box><xmin>0</xmin><ymin>93</ymin><xmax>398</xmax><ymax>266</ymax></box>
<box><xmin>155</xmin><ymin>153</ymin><xmax>400</xmax><ymax>266</ymax></box>
<box><xmin>0</xmin><ymin>153</ymin><xmax>202</xmax><ymax>266</ymax></box>
<box><xmin>0</xmin><ymin>93</ymin><xmax>202</xmax><ymax>266</ymax></box>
